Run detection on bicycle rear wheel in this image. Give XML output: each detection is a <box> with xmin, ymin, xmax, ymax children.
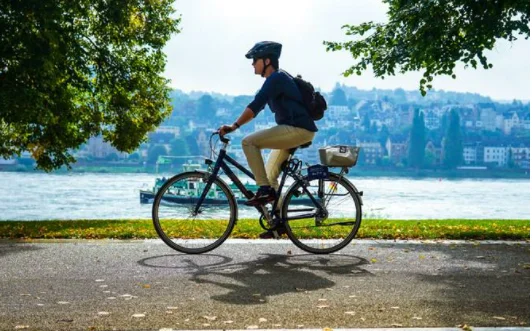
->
<box><xmin>282</xmin><ymin>173</ymin><xmax>362</xmax><ymax>254</ymax></box>
<box><xmin>152</xmin><ymin>171</ymin><xmax>237</xmax><ymax>254</ymax></box>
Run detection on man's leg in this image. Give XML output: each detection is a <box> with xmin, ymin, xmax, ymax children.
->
<box><xmin>242</xmin><ymin>125</ymin><xmax>313</xmax><ymax>187</ymax></box>
<box><xmin>265</xmin><ymin>149</ymin><xmax>291</xmax><ymax>192</ymax></box>
<box><xmin>242</xmin><ymin>125</ymin><xmax>314</xmax><ymax>207</ymax></box>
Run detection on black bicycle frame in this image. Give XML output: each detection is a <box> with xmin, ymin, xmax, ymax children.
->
<box><xmin>193</xmin><ymin>149</ymin><xmax>254</xmax><ymax>214</ymax></box>
<box><xmin>193</xmin><ymin>147</ymin><xmax>326</xmax><ymax>221</ymax></box>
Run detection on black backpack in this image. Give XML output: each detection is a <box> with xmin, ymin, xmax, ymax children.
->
<box><xmin>284</xmin><ymin>71</ymin><xmax>328</xmax><ymax>121</ymax></box>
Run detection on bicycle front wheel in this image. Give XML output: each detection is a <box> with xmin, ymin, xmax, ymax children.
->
<box><xmin>282</xmin><ymin>173</ymin><xmax>362</xmax><ymax>254</ymax></box>
<box><xmin>152</xmin><ymin>171</ymin><xmax>237</xmax><ymax>254</ymax></box>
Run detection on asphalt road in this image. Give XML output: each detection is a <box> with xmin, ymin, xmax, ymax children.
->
<box><xmin>0</xmin><ymin>239</ymin><xmax>529</xmax><ymax>330</ymax></box>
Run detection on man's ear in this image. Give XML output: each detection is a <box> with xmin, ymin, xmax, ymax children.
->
<box><xmin>264</xmin><ymin>58</ymin><xmax>271</xmax><ymax>66</ymax></box>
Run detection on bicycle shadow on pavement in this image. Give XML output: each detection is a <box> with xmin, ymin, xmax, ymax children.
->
<box><xmin>139</xmin><ymin>252</ymin><xmax>372</xmax><ymax>305</ymax></box>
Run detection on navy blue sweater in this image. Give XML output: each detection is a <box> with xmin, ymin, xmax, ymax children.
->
<box><xmin>247</xmin><ymin>70</ymin><xmax>318</xmax><ymax>132</ymax></box>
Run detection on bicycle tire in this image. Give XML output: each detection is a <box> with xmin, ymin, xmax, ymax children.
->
<box><xmin>152</xmin><ymin>171</ymin><xmax>237</xmax><ymax>254</ymax></box>
<box><xmin>281</xmin><ymin>173</ymin><xmax>362</xmax><ymax>254</ymax></box>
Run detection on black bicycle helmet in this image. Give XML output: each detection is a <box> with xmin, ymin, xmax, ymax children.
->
<box><xmin>245</xmin><ymin>41</ymin><xmax>282</xmax><ymax>60</ymax></box>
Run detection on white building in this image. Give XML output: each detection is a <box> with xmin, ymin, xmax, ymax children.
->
<box><xmin>463</xmin><ymin>146</ymin><xmax>477</xmax><ymax>165</ymax></box>
<box><xmin>327</xmin><ymin>105</ymin><xmax>350</xmax><ymax>120</ymax></box>
<box><xmin>480</xmin><ymin>108</ymin><xmax>497</xmax><ymax>131</ymax></box>
<box><xmin>502</xmin><ymin>112</ymin><xmax>519</xmax><ymax>134</ymax></box>
<box><xmin>155</xmin><ymin>126</ymin><xmax>180</xmax><ymax>137</ymax></box>
<box><xmin>484</xmin><ymin>146</ymin><xmax>509</xmax><ymax>167</ymax></box>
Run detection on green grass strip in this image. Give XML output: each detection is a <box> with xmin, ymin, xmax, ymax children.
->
<box><xmin>0</xmin><ymin>219</ymin><xmax>529</xmax><ymax>240</ymax></box>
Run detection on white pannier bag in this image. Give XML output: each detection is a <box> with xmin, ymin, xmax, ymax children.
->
<box><xmin>319</xmin><ymin>145</ymin><xmax>360</xmax><ymax>167</ymax></box>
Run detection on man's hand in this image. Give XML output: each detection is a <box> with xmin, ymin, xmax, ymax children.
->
<box><xmin>218</xmin><ymin>124</ymin><xmax>236</xmax><ymax>136</ymax></box>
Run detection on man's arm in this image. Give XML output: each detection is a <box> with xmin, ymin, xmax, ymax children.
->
<box><xmin>233</xmin><ymin>107</ymin><xmax>255</xmax><ymax>129</ymax></box>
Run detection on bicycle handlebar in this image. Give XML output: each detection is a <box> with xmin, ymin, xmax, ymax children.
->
<box><xmin>212</xmin><ymin>131</ymin><xmax>230</xmax><ymax>144</ymax></box>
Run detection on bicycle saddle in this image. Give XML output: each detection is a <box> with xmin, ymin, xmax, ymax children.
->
<box><xmin>289</xmin><ymin>141</ymin><xmax>312</xmax><ymax>154</ymax></box>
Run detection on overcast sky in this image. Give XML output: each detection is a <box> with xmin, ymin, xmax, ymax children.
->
<box><xmin>163</xmin><ymin>0</ymin><xmax>530</xmax><ymax>101</ymax></box>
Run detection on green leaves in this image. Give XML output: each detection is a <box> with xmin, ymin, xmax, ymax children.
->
<box><xmin>0</xmin><ymin>1</ymin><xmax>180</xmax><ymax>171</ymax></box>
<box><xmin>324</xmin><ymin>0</ymin><xmax>530</xmax><ymax>96</ymax></box>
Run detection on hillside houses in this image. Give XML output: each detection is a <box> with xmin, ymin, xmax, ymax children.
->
<box><xmin>319</xmin><ymin>98</ymin><xmax>530</xmax><ymax>169</ymax></box>
<box><xmin>73</xmin><ymin>88</ymin><xmax>528</xmax><ymax>173</ymax></box>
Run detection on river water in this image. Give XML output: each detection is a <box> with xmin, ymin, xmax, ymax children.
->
<box><xmin>0</xmin><ymin>172</ymin><xmax>529</xmax><ymax>221</ymax></box>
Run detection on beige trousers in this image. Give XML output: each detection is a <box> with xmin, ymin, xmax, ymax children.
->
<box><xmin>242</xmin><ymin>125</ymin><xmax>315</xmax><ymax>190</ymax></box>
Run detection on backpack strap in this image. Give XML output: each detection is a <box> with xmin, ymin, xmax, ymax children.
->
<box><xmin>279</xmin><ymin>69</ymin><xmax>305</xmax><ymax>107</ymax></box>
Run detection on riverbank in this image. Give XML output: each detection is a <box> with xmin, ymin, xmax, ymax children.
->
<box><xmin>1</xmin><ymin>219</ymin><xmax>529</xmax><ymax>240</ymax></box>
<box><xmin>2</xmin><ymin>164</ymin><xmax>529</xmax><ymax>179</ymax></box>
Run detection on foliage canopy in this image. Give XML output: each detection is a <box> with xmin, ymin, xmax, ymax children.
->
<box><xmin>324</xmin><ymin>0</ymin><xmax>530</xmax><ymax>95</ymax></box>
<box><xmin>0</xmin><ymin>1</ymin><xmax>180</xmax><ymax>171</ymax></box>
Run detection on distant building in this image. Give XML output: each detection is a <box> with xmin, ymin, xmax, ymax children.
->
<box><xmin>510</xmin><ymin>146</ymin><xmax>530</xmax><ymax>169</ymax></box>
<box><xmin>358</xmin><ymin>141</ymin><xmax>385</xmax><ymax>165</ymax></box>
<box><xmin>423</xmin><ymin>110</ymin><xmax>440</xmax><ymax>130</ymax></box>
<box><xmin>463</xmin><ymin>143</ymin><xmax>483</xmax><ymax>165</ymax></box>
<box><xmin>215</xmin><ymin>108</ymin><xmax>231</xmax><ymax>117</ymax></box>
<box><xmin>425</xmin><ymin>140</ymin><xmax>443</xmax><ymax>166</ymax></box>
<box><xmin>155</xmin><ymin>126</ymin><xmax>180</xmax><ymax>137</ymax></box>
<box><xmin>328</xmin><ymin>105</ymin><xmax>350</xmax><ymax>120</ymax></box>
<box><xmin>484</xmin><ymin>146</ymin><xmax>508</xmax><ymax>167</ymax></box>
<box><xmin>385</xmin><ymin>137</ymin><xmax>408</xmax><ymax>165</ymax></box>
<box><xmin>480</xmin><ymin>108</ymin><xmax>497</xmax><ymax>131</ymax></box>
<box><xmin>502</xmin><ymin>111</ymin><xmax>519</xmax><ymax>135</ymax></box>
<box><xmin>520</xmin><ymin>113</ymin><xmax>530</xmax><ymax>130</ymax></box>
<box><xmin>87</xmin><ymin>135</ymin><xmax>127</xmax><ymax>159</ymax></box>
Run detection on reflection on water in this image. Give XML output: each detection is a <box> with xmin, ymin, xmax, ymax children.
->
<box><xmin>0</xmin><ymin>172</ymin><xmax>529</xmax><ymax>221</ymax></box>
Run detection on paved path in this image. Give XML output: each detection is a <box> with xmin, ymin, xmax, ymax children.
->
<box><xmin>0</xmin><ymin>239</ymin><xmax>529</xmax><ymax>330</ymax></box>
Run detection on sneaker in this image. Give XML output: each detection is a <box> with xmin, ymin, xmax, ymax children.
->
<box><xmin>245</xmin><ymin>186</ymin><xmax>276</xmax><ymax>206</ymax></box>
<box><xmin>259</xmin><ymin>226</ymin><xmax>287</xmax><ymax>239</ymax></box>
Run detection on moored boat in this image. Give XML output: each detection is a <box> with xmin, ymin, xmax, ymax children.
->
<box><xmin>139</xmin><ymin>163</ymin><xmax>314</xmax><ymax>206</ymax></box>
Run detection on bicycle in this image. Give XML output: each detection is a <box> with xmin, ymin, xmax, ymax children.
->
<box><xmin>152</xmin><ymin>132</ymin><xmax>363</xmax><ymax>254</ymax></box>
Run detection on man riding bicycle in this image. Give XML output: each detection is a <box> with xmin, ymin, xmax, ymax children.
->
<box><xmin>218</xmin><ymin>41</ymin><xmax>318</xmax><ymax>238</ymax></box>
